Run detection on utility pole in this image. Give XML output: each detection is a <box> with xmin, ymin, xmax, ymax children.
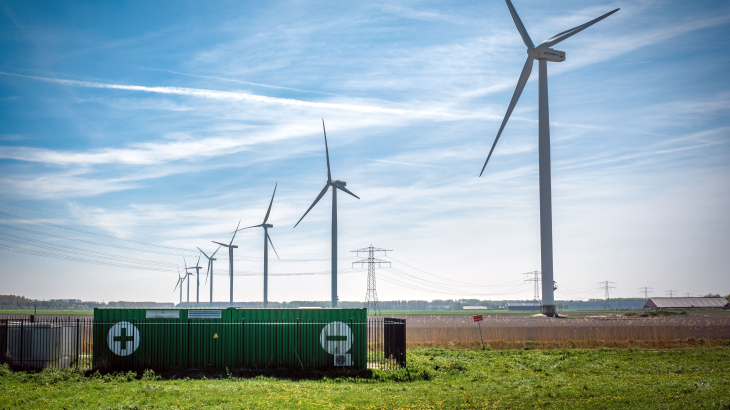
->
<box><xmin>666</xmin><ymin>290</ymin><xmax>677</xmax><ymax>298</ymax></box>
<box><xmin>597</xmin><ymin>281</ymin><xmax>616</xmax><ymax>310</ymax></box>
<box><xmin>523</xmin><ymin>271</ymin><xmax>540</xmax><ymax>303</ymax></box>
<box><xmin>639</xmin><ymin>287</ymin><xmax>652</xmax><ymax>299</ymax></box>
<box><xmin>351</xmin><ymin>245</ymin><xmax>391</xmax><ymax>315</ymax></box>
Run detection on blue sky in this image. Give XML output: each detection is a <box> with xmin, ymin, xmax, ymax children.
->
<box><xmin>0</xmin><ymin>0</ymin><xmax>728</xmax><ymax>304</ymax></box>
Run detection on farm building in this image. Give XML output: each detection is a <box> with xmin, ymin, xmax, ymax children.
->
<box><xmin>643</xmin><ymin>297</ymin><xmax>729</xmax><ymax>309</ymax></box>
<box><xmin>507</xmin><ymin>303</ymin><xmax>541</xmax><ymax>311</ymax></box>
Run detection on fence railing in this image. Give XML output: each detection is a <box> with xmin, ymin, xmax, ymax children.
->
<box><xmin>368</xmin><ymin>317</ymin><xmax>406</xmax><ymax>370</ymax></box>
<box><xmin>0</xmin><ymin>317</ymin><xmax>93</xmax><ymax>369</ymax></box>
<box><xmin>1</xmin><ymin>317</ymin><xmax>405</xmax><ymax>371</ymax></box>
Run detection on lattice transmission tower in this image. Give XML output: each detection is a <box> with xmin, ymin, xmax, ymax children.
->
<box><xmin>598</xmin><ymin>280</ymin><xmax>616</xmax><ymax>310</ymax></box>
<box><xmin>639</xmin><ymin>286</ymin><xmax>652</xmax><ymax>299</ymax></box>
<box><xmin>351</xmin><ymin>245</ymin><xmax>391</xmax><ymax>315</ymax></box>
<box><xmin>523</xmin><ymin>271</ymin><xmax>540</xmax><ymax>303</ymax></box>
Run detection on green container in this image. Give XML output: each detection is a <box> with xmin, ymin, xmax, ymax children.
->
<box><xmin>93</xmin><ymin>308</ymin><xmax>366</xmax><ymax>370</ymax></box>
<box><xmin>231</xmin><ymin>308</ymin><xmax>367</xmax><ymax>369</ymax></box>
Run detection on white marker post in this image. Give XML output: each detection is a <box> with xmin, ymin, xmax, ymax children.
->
<box><xmin>473</xmin><ymin>314</ymin><xmax>485</xmax><ymax>349</ymax></box>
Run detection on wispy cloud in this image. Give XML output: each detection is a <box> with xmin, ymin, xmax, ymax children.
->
<box><xmin>0</xmin><ymin>71</ymin><xmax>455</xmax><ymax>117</ymax></box>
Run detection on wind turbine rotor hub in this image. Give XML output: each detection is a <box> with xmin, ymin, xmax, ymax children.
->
<box><xmin>538</xmin><ymin>48</ymin><xmax>565</xmax><ymax>62</ymax></box>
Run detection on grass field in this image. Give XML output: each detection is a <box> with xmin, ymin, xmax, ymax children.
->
<box><xmin>2</xmin><ymin>347</ymin><xmax>729</xmax><ymax>409</ymax></box>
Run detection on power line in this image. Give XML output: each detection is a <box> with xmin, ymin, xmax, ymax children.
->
<box><xmin>597</xmin><ymin>281</ymin><xmax>616</xmax><ymax>310</ymax></box>
<box><xmin>0</xmin><ymin>199</ymin><xmax>200</xmax><ymax>246</ymax></box>
<box><xmin>352</xmin><ymin>245</ymin><xmax>391</xmax><ymax>315</ymax></box>
<box><xmin>0</xmin><ymin>210</ymin><xmax>190</xmax><ymax>252</ymax></box>
<box><xmin>0</xmin><ymin>223</ymin><xmax>196</xmax><ymax>257</ymax></box>
<box><xmin>666</xmin><ymin>290</ymin><xmax>677</xmax><ymax>298</ymax></box>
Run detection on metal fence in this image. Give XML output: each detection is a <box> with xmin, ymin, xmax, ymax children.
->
<box><xmin>368</xmin><ymin>317</ymin><xmax>406</xmax><ymax>370</ymax></box>
<box><xmin>0</xmin><ymin>317</ymin><xmax>93</xmax><ymax>369</ymax></box>
<box><xmin>1</xmin><ymin>316</ymin><xmax>405</xmax><ymax>371</ymax></box>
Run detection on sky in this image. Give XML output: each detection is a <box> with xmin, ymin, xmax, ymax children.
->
<box><xmin>0</xmin><ymin>0</ymin><xmax>728</xmax><ymax>305</ymax></box>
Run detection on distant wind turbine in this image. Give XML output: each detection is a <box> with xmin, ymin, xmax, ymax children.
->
<box><xmin>294</xmin><ymin>120</ymin><xmax>360</xmax><ymax>308</ymax></box>
<box><xmin>480</xmin><ymin>0</ymin><xmax>618</xmax><ymax>316</ymax></box>
<box><xmin>173</xmin><ymin>268</ymin><xmax>185</xmax><ymax>306</ymax></box>
<box><xmin>183</xmin><ymin>258</ymin><xmax>194</xmax><ymax>306</ymax></box>
<box><xmin>185</xmin><ymin>254</ymin><xmax>203</xmax><ymax>307</ymax></box>
<box><xmin>233</xmin><ymin>184</ymin><xmax>280</xmax><ymax>308</ymax></box>
<box><xmin>198</xmin><ymin>245</ymin><xmax>221</xmax><ymax>306</ymax></box>
<box><xmin>212</xmin><ymin>221</ymin><xmax>241</xmax><ymax>307</ymax></box>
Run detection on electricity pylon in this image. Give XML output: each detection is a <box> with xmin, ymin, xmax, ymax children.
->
<box><xmin>598</xmin><ymin>281</ymin><xmax>616</xmax><ymax>310</ymax></box>
<box><xmin>523</xmin><ymin>271</ymin><xmax>540</xmax><ymax>303</ymax></box>
<box><xmin>352</xmin><ymin>245</ymin><xmax>391</xmax><ymax>315</ymax></box>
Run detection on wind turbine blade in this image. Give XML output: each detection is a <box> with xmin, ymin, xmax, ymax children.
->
<box><xmin>534</xmin><ymin>8</ymin><xmax>619</xmax><ymax>53</ymax></box>
<box><xmin>332</xmin><ymin>182</ymin><xmax>360</xmax><ymax>200</ymax></box>
<box><xmin>196</xmin><ymin>254</ymin><xmax>201</xmax><ymax>268</ymax></box>
<box><xmin>211</xmin><ymin>241</ymin><xmax>228</xmax><ymax>247</ymax></box>
<box><xmin>205</xmin><ymin>262</ymin><xmax>211</xmax><ymax>285</ymax></box>
<box><xmin>197</xmin><ymin>247</ymin><xmax>211</xmax><ymax>260</ymax></box>
<box><xmin>210</xmin><ymin>245</ymin><xmax>222</xmax><ymax>258</ymax></box>
<box><xmin>231</xmin><ymin>224</ymin><xmax>263</xmax><ymax>233</ymax></box>
<box><xmin>267</xmin><ymin>232</ymin><xmax>280</xmax><ymax>259</ymax></box>
<box><xmin>184</xmin><ymin>257</ymin><xmax>188</xmax><ymax>272</ymax></box>
<box><xmin>294</xmin><ymin>183</ymin><xmax>330</xmax><ymax>228</ymax></box>
<box><xmin>480</xmin><ymin>55</ymin><xmax>534</xmax><ymax>176</ymax></box>
<box><xmin>230</xmin><ymin>220</ymin><xmax>241</xmax><ymax>245</ymax></box>
<box><xmin>505</xmin><ymin>0</ymin><xmax>534</xmax><ymax>49</ymax></box>
<box><xmin>174</xmin><ymin>277</ymin><xmax>182</xmax><ymax>292</ymax></box>
<box><xmin>263</xmin><ymin>183</ymin><xmax>277</xmax><ymax>224</ymax></box>
<box><xmin>322</xmin><ymin>119</ymin><xmax>332</xmax><ymax>182</ymax></box>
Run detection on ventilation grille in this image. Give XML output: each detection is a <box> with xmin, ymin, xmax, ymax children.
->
<box><xmin>188</xmin><ymin>310</ymin><xmax>222</xmax><ymax>319</ymax></box>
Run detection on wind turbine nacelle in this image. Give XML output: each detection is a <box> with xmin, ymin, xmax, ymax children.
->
<box><xmin>538</xmin><ymin>48</ymin><xmax>565</xmax><ymax>62</ymax></box>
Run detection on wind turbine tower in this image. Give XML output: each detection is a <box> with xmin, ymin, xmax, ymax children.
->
<box><xmin>199</xmin><ymin>246</ymin><xmax>221</xmax><ymax>306</ymax></box>
<box><xmin>212</xmin><ymin>221</ymin><xmax>241</xmax><ymax>307</ymax></box>
<box><xmin>233</xmin><ymin>184</ymin><xmax>280</xmax><ymax>308</ymax></box>
<box><xmin>480</xmin><ymin>0</ymin><xmax>619</xmax><ymax>316</ymax></box>
<box><xmin>295</xmin><ymin>120</ymin><xmax>360</xmax><ymax>308</ymax></box>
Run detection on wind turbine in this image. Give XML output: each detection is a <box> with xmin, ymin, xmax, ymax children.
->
<box><xmin>183</xmin><ymin>258</ymin><xmax>194</xmax><ymax>306</ymax></box>
<box><xmin>185</xmin><ymin>254</ymin><xmax>203</xmax><ymax>307</ymax></box>
<box><xmin>233</xmin><ymin>184</ymin><xmax>280</xmax><ymax>308</ymax></box>
<box><xmin>212</xmin><ymin>221</ymin><xmax>240</xmax><ymax>307</ymax></box>
<box><xmin>198</xmin><ymin>245</ymin><xmax>221</xmax><ymax>307</ymax></box>
<box><xmin>173</xmin><ymin>268</ymin><xmax>185</xmax><ymax>306</ymax></box>
<box><xmin>294</xmin><ymin>120</ymin><xmax>360</xmax><ymax>308</ymax></box>
<box><xmin>480</xmin><ymin>0</ymin><xmax>618</xmax><ymax>316</ymax></box>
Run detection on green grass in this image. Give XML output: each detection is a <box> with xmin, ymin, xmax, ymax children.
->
<box><xmin>2</xmin><ymin>347</ymin><xmax>729</xmax><ymax>409</ymax></box>
<box><xmin>0</xmin><ymin>310</ymin><xmax>93</xmax><ymax>316</ymax></box>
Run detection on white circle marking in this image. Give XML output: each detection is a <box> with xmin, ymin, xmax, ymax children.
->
<box><xmin>107</xmin><ymin>321</ymin><xmax>140</xmax><ymax>356</ymax></box>
<box><xmin>319</xmin><ymin>321</ymin><xmax>353</xmax><ymax>355</ymax></box>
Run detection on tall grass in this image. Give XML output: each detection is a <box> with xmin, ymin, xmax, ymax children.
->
<box><xmin>402</xmin><ymin>314</ymin><xmax>730</xmax><ymax>349</ymax></box>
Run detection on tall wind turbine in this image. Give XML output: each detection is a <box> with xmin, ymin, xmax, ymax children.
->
<box><xmin>198</xmin><ymin>245</ymin><xmax>221</xmax><ymax>306</ymax></box>
<box><xmin>480</xmin><ymin>0</ymin><xmax>618</xmax><ymax>316</ymax></box>
<box><xmin>295</xmin><ymin>120</ymin><xmax>360</xmax><ymax>308</ymax></box>
<box><xmin>233</xmin><ymin>184</ymin><xmax>280</xmax><ymax>308</ymax></box>
<box><xmin>212</xmin><ymin>221</ymin><xmax>240</xmax><ymax>307</ymax></box>
<box><xmin>185</xmin><ymin>254</ymin><xmax>203</xmax><ymax>307</ymax></box>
